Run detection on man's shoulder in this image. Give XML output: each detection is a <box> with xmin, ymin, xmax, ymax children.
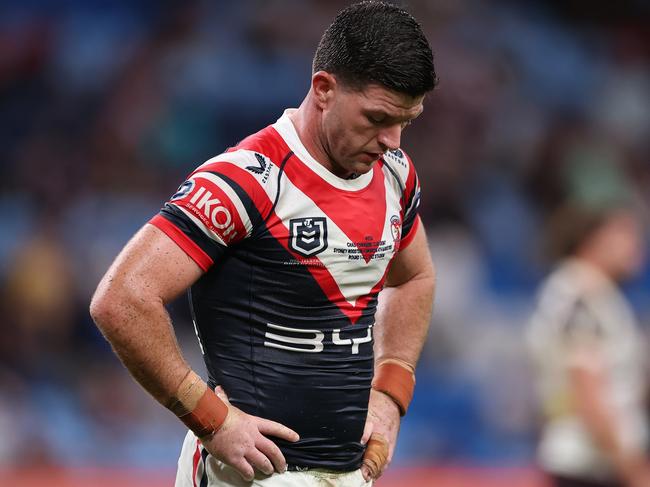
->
<box><xmin>189</xmin><ymin>124</ymin><xmax>291</xmax><ymax>187</ymax></box>
<box><xmin>232</xmin><ymin>124</ymin><xmax>292</xmax><ymax>165</ymax></box>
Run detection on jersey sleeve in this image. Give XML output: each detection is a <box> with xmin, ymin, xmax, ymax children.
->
<box><xmin>398</xmin><ymin>153</ymin><xmax>422</xmax><ymax>250</ymax></box>
<box><xmin>149</xmin><ymin>150</ymin><xmax>278</xmax><ymax>271</ymax></box>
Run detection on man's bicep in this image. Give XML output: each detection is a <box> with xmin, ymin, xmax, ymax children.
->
<box><xmin>385</xmin><ymin>224</ymin><xmax>435</xmax><ymax>288</ymax></box>
<box><xmin>99</xmin><ymin>224</ymin><xmax>205</xmax><ymax>305</ymax></box>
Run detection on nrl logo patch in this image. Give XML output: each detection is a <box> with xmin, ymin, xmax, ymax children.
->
<box><xmin>289</xmin><ymin>217</ymin><xmax>328</xmax><ymax>257</ymax></box>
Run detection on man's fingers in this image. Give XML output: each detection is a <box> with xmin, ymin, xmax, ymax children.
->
<box><xmin>362</xmin><ymin>432</ymin><xmax>389</xmax><ymax>480</ymax></box>
<box><xmin>256</xmin><ymin>435</ymin><xmax>288</xmax><ymax>473</ymax></box>
<box><xmin>229</xmin><ymin>457</ymin><xmax>255</xmax><ymax>482</ymax></box>
<box><xmin>256</xmin><ymin>417</ymin><xmax>300</xmax><ymax>442</ymax></box>
<box><xmin>361</xmin><ymin>464</ymin><xmax>372</xmax><ymax>481</ymax></box>
<box><xmin>245</xmin><ymin>449</ymin><xmax>274</xmax><ymax>476</ymax></box>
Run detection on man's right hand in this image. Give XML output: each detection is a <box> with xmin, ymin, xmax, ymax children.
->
<box><xmin>200</xmin><ymin>386</ymin><xmax>300</xmax><ymax>482</ymax></box>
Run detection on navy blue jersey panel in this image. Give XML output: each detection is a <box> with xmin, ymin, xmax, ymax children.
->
<box><xmin>191</xmin><ymin>219</ymin><xmax>375</xmax><ymax>470</ymax></box>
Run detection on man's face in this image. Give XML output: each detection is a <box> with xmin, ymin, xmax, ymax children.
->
<box><xmin>320</xmin><ymin>81</ymin><xmax>424</xmax><ymax>178</ymax></box>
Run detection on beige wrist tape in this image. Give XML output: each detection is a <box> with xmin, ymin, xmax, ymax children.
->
<box><xmin>168</xmin><ymin>370</ymin><xmax>228</xmax><ymax>438</ymax></box>
<box><xmin>362</xmin><ymin>433</ymin><xmax>389</xmax><ymax>478</ymax></box>
<box><xmin>371</xmin><ymin>359</ymin><xmax>416</xmax><ymax>416</ymax></box>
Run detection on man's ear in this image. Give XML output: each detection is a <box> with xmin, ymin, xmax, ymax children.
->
<box><xmin>311</xmin><ymin>71</ymin><xmax>337</xmax><ymax>110</ymax></box>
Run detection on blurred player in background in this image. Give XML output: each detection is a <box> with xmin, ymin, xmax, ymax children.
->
<box><xmin>90</xmin><ymin>2</ymin><xmax>437</xmax><ymax>486</ymax></box>
<box><xmin>527</xmin><ymin>203</ymin><xmax>650</xmax><ymax>487</ymax></box>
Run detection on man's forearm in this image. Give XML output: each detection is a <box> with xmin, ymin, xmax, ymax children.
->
<box><xmin>90</xmin><ymin>224</ymin><xmax>206</xmax><ymax>410</ymax></box>
<box><xmin>90</xmin><ymin>287</ymin><xmax>191</xmax><ymax>408</ymax></box>
<box><xmin>90</xmin><ymin>225</ymin><xmax>233</xmax><ymax>438</ymax></box>
<box><xmin>374</xmin><ymin>274</ymin><xmax>435</xmax><ymax>367</ymax></box>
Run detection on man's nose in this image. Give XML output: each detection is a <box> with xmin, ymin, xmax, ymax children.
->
<box><xmin>377</xmin><ymin>124</ymin><xmax>402</xmax><ymax>151</ymax></box>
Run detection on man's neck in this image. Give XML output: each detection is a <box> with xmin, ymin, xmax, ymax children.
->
<box><xmin>287</xmin><ymin>98</ymin><xmax>345</xmax><ymax>178</ymax></box>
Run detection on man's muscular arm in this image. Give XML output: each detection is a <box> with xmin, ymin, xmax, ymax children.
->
<box><xmin>375</xmin><ymin>222</ymin><xmax>435</xmax><ymax>372</ymax></box>
<box><xmin>361</xmin><ymin>222</ymin><xmax>435</xmax><ymax>480</ymax></box>
<box><xmin>90</xmin><ymin>225</ymin><xmax>201</xmax><ymax>403</ymax></box>
<box><xmin>90</xmin><ymin>224</ymin><xmax>298</xmax><ymax>480</ymax></box>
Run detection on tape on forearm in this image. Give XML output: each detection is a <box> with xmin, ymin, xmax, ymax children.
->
<box><xmin>371</xmin><ymin>359</ymin><xmax>415</xmax><ymax>416</ymax></box>
<box><xmin>168</xmin><ymin>370</ymin><xmax>228</xmax><ymax>438</ymax></box>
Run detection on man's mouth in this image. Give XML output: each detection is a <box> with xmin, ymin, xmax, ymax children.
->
<box><xmin>363</xmin><ymin>152</ymin><xmax>382</xmax><ymax>160</ymax></box>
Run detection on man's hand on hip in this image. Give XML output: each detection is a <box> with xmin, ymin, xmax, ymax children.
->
<box><xmin>200</xmin><ymin>386</ymin><xmax>300</xmax><ymax>481</ymax></box>
<box><xmin>360</xmin><ymin>388</ymin><xmax>401</xmax><ymax>481</ymax></box>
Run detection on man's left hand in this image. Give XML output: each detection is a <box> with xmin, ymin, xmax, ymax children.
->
<box><xmin>360</xmin><ymin>388</ymin><xmax>401</xmax><ymax>481</ymax></box>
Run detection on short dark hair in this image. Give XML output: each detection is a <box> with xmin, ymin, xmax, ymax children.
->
<box><xmin>313</xmin><ymin>1</ymin><xmax>437</xmax><ymax>97</ymax></box>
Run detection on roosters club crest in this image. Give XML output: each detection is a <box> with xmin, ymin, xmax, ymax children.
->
<box><xmin>390</xmin><ymin>215</ymin><xmax>401</xmax><ymax>242</ymax></box>
<box><xmin>289</xmin><ymin>217</ymin><xmax>328</xmax><ymax>257</ymax></box>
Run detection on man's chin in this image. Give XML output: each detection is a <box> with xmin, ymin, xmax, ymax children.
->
<box><xmin>333</xmin><ymin>157</ymin><xmax>377</xmax><ymax>178</ymax></box>
<box><xmin>362</xmin><ymin>152</ymin><xmax>383</xmax><ymax>163</ymax></box>
<box><xmin>347</xmin><ymin>164</ymin><xmax>374</xmax><ymax>177</ymax></box>
<box><xmin>351</xmin><ymin>155</ymin><xmax>381</xmax><ymax>169</ymax></box>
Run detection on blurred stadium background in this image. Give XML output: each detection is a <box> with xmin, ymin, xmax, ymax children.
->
<box><xmin>0</xmin><ymin>0</ymin><xmax>648</xmax><ymax>485</ymax></box>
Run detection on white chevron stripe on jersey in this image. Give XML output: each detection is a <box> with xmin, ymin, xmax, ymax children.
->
<box><xmin>273</xmin><ymin>172</ymin><xmax>397</xmax><ymax>308</ymax></box>
<box><xmin>382</xmin><ymin>169</ymin><xmax>404</xmax><ymax>221</ymax></box>
<box><xmin>382</xmin><ymin>154</ymin><xmax>420</xmax><ymax>219</ymax></box>
<box><xmin>197</xmin><ymin>149</ymin><xmax>280</xmax><ymax>202</ymax></box>
<box><xmin>192</xmin><ymin>172</ymin><xmax>253</xmax><ymax>236</ymax></box>
<box><xmin>382</xmin><ymin>149</ymin><xmax>411</xmax><ymax>183</ymax></box>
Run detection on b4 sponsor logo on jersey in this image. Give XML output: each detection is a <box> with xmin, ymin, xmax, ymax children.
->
<box><xmin>264</xmin><ymin>323</ymin><xmax>372</xmax><ymax>354</ymax></box>
<box><xmin>289</xmin><ymin>217</ymin><xmax>328</xmax><ymax>257</ymax></box>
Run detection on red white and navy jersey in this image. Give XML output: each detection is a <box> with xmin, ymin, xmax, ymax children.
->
<box><xmin>150</xmin><ymin>110</ymin><xmax>421</xmax><ymax>471</ymax></box>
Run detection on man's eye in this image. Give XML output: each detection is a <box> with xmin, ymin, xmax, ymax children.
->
<box><xmin>401</xmin><ymin>119</ymin><xmax>412</xmax><ymax>129</ymax></box>
<box><xmin>368</xmin><ymin>115</ymin><xmax>384</xmax><ymax>125</ymax></box>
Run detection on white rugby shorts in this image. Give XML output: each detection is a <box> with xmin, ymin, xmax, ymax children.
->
<box><xmin>175</xmin><ymin>430</ymin><xmax>373</xmax><ymax>487</ymax></box>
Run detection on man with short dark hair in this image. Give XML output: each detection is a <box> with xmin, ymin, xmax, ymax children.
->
<box><xmin>90</xmin><ymin>2</ymin><xmax>437</xmax><ymax>485</ymax></box>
